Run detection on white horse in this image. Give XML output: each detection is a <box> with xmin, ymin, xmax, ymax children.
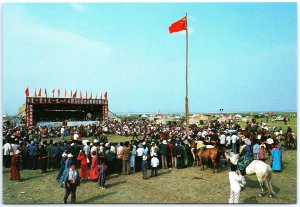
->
<box><xmin>225</xmin><ymin>150</ymin><xmax>276</xmax><ymax>198</ymax></box>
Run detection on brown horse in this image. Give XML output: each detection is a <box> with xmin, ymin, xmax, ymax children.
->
<box><xmin>188</xmin><ymin>140</ymin><xmax>201</xmax><ymax>166</ymax></box>
<box><xmin>196</xmin><ymin>146</ymin><xmax>220</xmax><ymax>173</ymax></box>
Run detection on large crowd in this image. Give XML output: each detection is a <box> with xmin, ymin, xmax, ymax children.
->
<box><xmin>2</xmin><ymin>116</ymin><xmax>291</xmax><ymax>203</ymax></box>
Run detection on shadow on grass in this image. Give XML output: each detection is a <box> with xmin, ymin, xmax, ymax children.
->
<box><xmin>80</xmin><ymin>191</ymin><xmax>117</xmax><ymax>203</ymax></box>
<box><xmin>105</xmin><ymin>180</ymin><xmax>127</xmax><ymax>188</ymax></box>
<box><xmin>244</xmin><ymin>177</ymin><xmax>280</xmax><ymax>195</ymax></box>
<box><xmin>243</xmin><ymin>196</ymin><xmax>258</xmax><ymax>204</ymax></box>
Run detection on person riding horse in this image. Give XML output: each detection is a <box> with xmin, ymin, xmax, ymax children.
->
<box><xmin>236</xmin><ymin>140</ymin><xmax>253</xmax><ymax>176</ymax></box>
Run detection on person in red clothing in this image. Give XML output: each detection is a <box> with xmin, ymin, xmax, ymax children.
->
<box><xmin>167</xmin><ymin>139</ymin><xmax>174</xmax><ymax>168</ymax></box>
<box><xmin>77</xmin><ymin>150</ymin><xmax>89</xmax><ymax>181</ymax></box>
<box><xmin>10</xmin><ymin>150</ymin><xmax>22</xmax><ymax>181</ymax></box>
<box><xmin>89</xmin><ymin>151</ymin><xmax>99</xmax><ymax>181</ymax></box>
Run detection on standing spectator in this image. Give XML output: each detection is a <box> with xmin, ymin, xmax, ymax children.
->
<box><xmin>46</xmin><ymin>140</ymin><xmax>53</xmax><ymax>170</ymax></box>
<box><xmin>116</xmin><ymin>142</ymin><xmax>124</xmax><ymax>173</ymax></box>
<box><xmin>3</xmin><ymin>140</ymin><xmax>12</xmax><ymax>168</ymax></box>
<box><xmin>228</xmin><ymin>164</ymin><xmax>246</xmax><ymax>203</ymax></box>
<box><xmin>38</xmin><ymin>144</ymin><xmax>48</xmax><ymax>174</ymax></box>
<box><xmin>121</xmin><ymin>142</ymin><xmax>130</xmax><ymax>175</ymax></box>
<box><xmin>271</xmin><ymin>144</ymin><xmax>282</xmax><ymax>172</ymax></box>
<box><xmin>252</xmin><ymin>141</ymin><xmax>260</xmax><ymax>160</ymax></box>
<box><xmin>174</xmin><ymin>142</ymin><xmax>184</xmax><ymax>169</ymax></box>
<box><xmin>51</xmin><ymin>142</ymin><xmax>60</xmax><ymax>169</ymax></box>
<box><xmin>97</xmin><ymin>160</ymin><xmax>108</xmax><ymax>189</ymax></box>
<box><xmin>57</xmin><ymin>151</ymin><xmax>68</xmax><ymax>182</ymax></box>
<box><xmin>258</xmin><ymin>144</ymin><xmax>266</xmax><ymax>162</ymax></box>
<box><xmin>219</xmin><ymin>132</ymin><xmax>226</xmax><ymax>149</ymax></box>
<box><xmin>89</xmin><ymin>151</ymin><xmax>99</xmax><ymax>181</ymax></box>
<box><xmin>27</xmin><ymin>141</ymin><xmax>37</xmax><ymax>170</ymax></box>
<box><xmin>83</xmin><ymin>142</ymin><xmax>91</xmax><ymax>169</ymax></box>
<box><xmin>167</xmin><ymin>139</ymin><xmax>174</xmax><ymax>168</ymax></box>
<box><xmin>226</xmin><ymin>133</ymin><xmax>231</xmax><ymax>149</ymax></box>
<box><xmin>77</xmin><ymin>151</ymin><xmax>89</xmax><ymax>181</ymax></box>
<box><xmin>136</xmin><ymin>144</ymin><xmax>144</xmax><ymax>172</ymax></box>
<box><xmin>231</xmin><ymin>133</ymin><xmax>239</xmax><ymax>153</ymax></box>
<box><xmin>10</xmin><ymin>150</ymin><xmax>22</xmax><ymax>181</ymax></box>
<box><xmin>266</xmin><ymin>136</ymin><xmax>274</xmax><ymax>156</ymax></box>
<box><xmin>61</xmin><ymin>126</ymin><xmax>65</xmax><ymax>140</ymax></box>
<box><xmin>159</xmin><ymin>140</ymin><xmax>168</xmax><ymax>169</ymax></box>
<box><xmin>150</xmin><ymin>153</ymin><xmax>159</xmax><ymax>177</ymax></box>
<box><xmin>130</xmin><ymin>144</ymin><xmax>137</xmax><ymax>173</ymax></box>
<box><xmin>62</xmin><ymin>162</ymin><xmax>80</xmax><ymax>204</ymax></box>
<box><xmin>141</xmin><ymin>155</ymin><xmax>148</xmax><ymax>180</ymax></box>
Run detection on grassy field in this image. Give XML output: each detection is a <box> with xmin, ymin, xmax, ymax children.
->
<box><xmin>2</xmin><ymin>115</ymin><xmax>297</xmax><ymax>204</ymax></box>
<box><xmin>2</xmin><ymin>149</ymin><xmax>297</xmax><ymax>204</ymax></box>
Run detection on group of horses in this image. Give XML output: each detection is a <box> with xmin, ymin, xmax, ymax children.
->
<box><xmin>186</xmin><ymin>132</ymin><xmax>296</xmax><ymax>200</ymax></box>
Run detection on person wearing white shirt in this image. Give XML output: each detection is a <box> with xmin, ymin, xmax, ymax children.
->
<box><xmin>219</xmin><ymin>133</ymin><xmax>226</xmax><ymax>147</ymax></box>
<box><xmin>3</xmin><ymin>141</ymin><xmax>12</xmax><ymax>168</ymax></box>
<box><xmin>228</xmin><ymin>164</ymin><xmax>246</xmax><ymax>203</ymax></box>
<box><xmin>150</xmin><ymin>154</ymin><xmax>160</xmax><ymax>177</ymax></box>
<box><xmin>73</xmin><ymin>132</ymin><xmax>79</xmax><ymax>141</ymax></box>
<box><xmin>231</xmin><ymin>133</ymin><xmax>239</xmax><ymax>153</ymax></box>
<box><xmin>226</xmin><ymin>134</ymin><xmax>231</xmax><ymax>149</ymax></box>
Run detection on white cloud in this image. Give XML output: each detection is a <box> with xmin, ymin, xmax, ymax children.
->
<box><xmin>70</xmin><ymin>3</ymin><xmax>87</xmax><ymax>12</ymax></box>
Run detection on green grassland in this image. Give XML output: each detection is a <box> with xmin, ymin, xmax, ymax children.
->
<box><xmin>2</xmin><ymin>150</ymin><xmax>296</xmax><ymax>204</ymax></box>
<box><xmin>2</xmin><ymin>114</ymin><xmax>297</xmax><ymax>204</ymax></box>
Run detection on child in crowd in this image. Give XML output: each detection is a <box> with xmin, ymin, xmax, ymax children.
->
<box><xmin>141</xmin><ymin>155</ymin><xmax>148</xmax><ymax>180</ymax></box>
<box><xmin>258</xmin><ymin>144</ymin><xmax>266</xmax><ymax>162</ymax></box>
<box><xmin>150</xmin><ymin>153</ymin><xmax>159</xmax><ymax>177</ymax></box>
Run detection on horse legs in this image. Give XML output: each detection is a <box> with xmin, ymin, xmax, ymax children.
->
<box><xmin>258</xmin><ymin>178</ymin><xmax>266</xmax><ymax>197</ymax></box>
<box><xmin>191</xmin><ymin>148</ymin><xmax>196</xmax><ymax>166</ymax></box>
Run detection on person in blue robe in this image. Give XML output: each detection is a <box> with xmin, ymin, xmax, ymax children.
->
<box><xmin>271</xmin><ymin>145</ymin><xmax>282</xmax><ymax>171</ymax></box>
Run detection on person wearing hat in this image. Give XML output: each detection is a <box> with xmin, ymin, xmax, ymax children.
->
<box><xmin>159</xmin><ymin>140</ymin><xmax>168</xmax><ymax>169</ymax></box>
<box><xmin>150</xmin><ymin>153</ymin><xmax>159</xmax><ymax>177</ymax></box>
<box><xmin>62</xmin><ymin>162</ymin><xmax>80</xmax><ymax>204</ymax></box>
<box><xmin>10</xmin><ymin>150</ymin><xmax>22</xmax><ymax>181</ymax></box>
<box><xmin>27</xmin><ymin>141</ymin><xmax>38</xmax><ymax>170</ymax></box>
<box><xmin>141</xmin><ymin>155</ymin><xmax>148</xmax><ymax>180</ymax></box>
<box><xmin>57</xmin><ymin>151</ymin><xmax>68</xmax><ymax>182</ymax></box>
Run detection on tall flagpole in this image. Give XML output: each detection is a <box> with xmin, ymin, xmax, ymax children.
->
<box><xmin>185</xmin><ymin>12</ymin><xmax>189</xmax><ymax>139</ymax></box>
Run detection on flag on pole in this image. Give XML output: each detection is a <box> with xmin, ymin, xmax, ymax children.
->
<box><xmin>25</xmin><ymin>87</ymin><xmax>29</xmax><ymax>97</ymax></box>
<box><xmin>73</xmin><ymin>90</ymin><xmax>77</xmax><ymax>98</ymax></box>
<box><xmin>58</xmin><ymin>88</ymin><xmax>60</xmax><ymax>97</ymax></box>
<box><xmin>80</xmin><ymin>90</ymin><xmax>82</xmax><ymax>99</ymax></box>
<box><xmin>65</xmin><ymin>89</ymin><xmax>67</xmax><ymax>97</ymax></box>
<box><xmin>52</xmin><ymin>89</ymin><xmax>55</xmax><ymax>97</ymax></box>
<box><xmin>86</xmin><ymin>91</ymin><xmax>88</xmax><ymax>99</ymax></box>
<box><xmin>70</xmin><ymin>90</ymin><xmax>73</xmax><ymax>98</ymax></box>
<box><xmin>89</xmin><ymin>92</ymin><xmax>92</xmax><ymax>99</ymax></box>
<box><xmin>100</xmin><ymin>93</ymin><xmax>102</xmax><ymax>99</ymax></box>
<box><xmin>38</xmin><ymin>88</ymin><xmax>41</xmax><ymax>97</ymax></box>
<box><xmin>169</xmin><ymin>16</ymin><xmax>187</xmax><ymax>34</ymax></box>
<box><xmin>95</xmin><ymin>92</ymin><xmax>98</xmax><ymax>99</ymax></box>
<box><xmin>45</xmin><ymin>88</ymin><xmax>47</xmax><ymax>97</ymax></box>
<box><xmin>104</xmin><ymin>92</ymin><xmax>108</xmax><ymax>100</ymax></box>
<box><xmin>34</xmin><ymin>88</ymin><xmax>37</xmax><ymax>97</ymax></box>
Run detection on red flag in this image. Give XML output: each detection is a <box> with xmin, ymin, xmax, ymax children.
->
<box><xmin>38</xmin><ymin>88</ymin><xmax>41</xmax><ymax>97</ymax></box>
<box><xmin>65</xmin><ymin>89</ymin><xmax>67</xmax><ymax>97</ymax></box>
<box><xmin>25</xmin><ymin>87</ymin><xmax>29</xmax><ymax>97</ymax></box>
<box><xmin>52</xmin><ymin>89</ymin><xmax>55</xmax><ymax>97</ymax></box>
<box><xmin>73</xmin><ymin>90</ymin><xmax>77</xmax><ymax>98</ymax></box>
<box><xmin>58</xmin><ymin>88</ymin><xmax>60</xmax><ymax>97</ymax></box>
<box><xmin>34</xmin><ymin>88</ymin><xmax>37</xmax><ymax>97</ymax></box>
<box><xmin>89</xmin><ymin>92</ymin><xmax>92</xmax><ymax>99</ymax></box>
<box><xmin>104</xmin><ymin>92</ymin><xmax>108</xmax><ymax>99</ymax></box>
<box><xmin>100</xmin><ymin>93</ymin><xmax>102</xmax><ymax>99</ymax></box>
<box><xmin>80</xmin><ymin>90</ymin><xmax>82</xmax><ymax>99</ymax></box>
<box><xmin>169</xmin><ymin>16</ymin><xmax>187</xmax><ymax>34</ymax></box>
<box><xmin>86</xmin><ymin>91</ymin><xmax>88</xmax><ymax>99</ymax></box>
<box><xmin>45</xmin><ymin>88</ymin><xmax>47</xmax><ymax>97</ymax></box>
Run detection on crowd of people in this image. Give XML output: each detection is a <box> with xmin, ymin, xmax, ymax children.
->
<box><xmin>2</xmin><ymin>116</ymin><xmax>290</xmax><ymax>203</ymax></box>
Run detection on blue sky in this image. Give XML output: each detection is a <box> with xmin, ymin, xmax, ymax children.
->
<box><xmin>2</xmin><ymin>2</ymin><xmax>297</xmax><ymax>115</ymax></box>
